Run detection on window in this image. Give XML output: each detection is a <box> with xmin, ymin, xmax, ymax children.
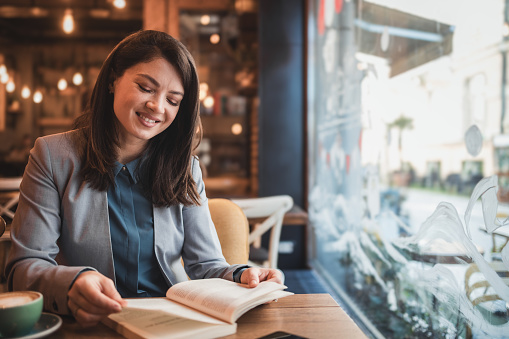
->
<box><xmin>307</xmin><ymin>0</ymin><xmax>509</xmax><ymax>337</ymax></box>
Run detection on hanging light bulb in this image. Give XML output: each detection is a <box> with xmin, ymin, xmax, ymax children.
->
<box><xmin>113</xmin><ymin>0</ymin><xmax>126</xmax><ymax>9</ymax></box>
<box><xmin>21</xmin><ymin>85</ymin><xmax>31</xmax><ymax>99</ymax></box>
<box><xmin>33</xmin><ymin>90</ymin><xmax>43</xmax><ymax>103</ymax></box>
<box><xmin>203</xmin><ymin>96</ymin><xmax>214</xmax><ymax>108</ymax></box>
<box><xmin>231</xmin><ymin>123</ymin><xmax>243</xmax><ymax>135</ymax></box>
<box><xmin>0</xmin><ymin>65</ymin><xmax>7</xmax><ymax>84</ymax></box>
<box><xmin>58</xmin><ymin>78</ymin><xmax>68</xmax><ymax>91</ymax></box>
<box><xmin>63</xmin><ymin>9</ymin><xmax>74</xmax><ymax>34</ymax></box>
<box><xmin>6</xmin><ymin>79</ymin><xmax>15</xmax><ymax>93</ymax></box>
<box><xmin>72</xmin><ymin>72</ymin><xmax>83</xmax><ymax>86</ymax></box>
<box><xmin>200</xmin><ymin>15</ymin><xmax>211</xmax><ymax>25</ymax></box>
<box><xmin>209</xmin><ymin>34</ymin><xmax>220</xmax><ymax>44</ymax></box>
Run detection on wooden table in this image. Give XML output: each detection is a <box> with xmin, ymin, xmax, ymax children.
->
<box><xmin>53</xmin><ymin>294</ymin><xmax>367</xmax><ymax>339</ymax></box>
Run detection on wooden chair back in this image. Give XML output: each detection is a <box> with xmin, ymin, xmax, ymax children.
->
<box><xmin>209</xmin><ymin>198</ymin><xmax>250</xmax><ymax>265</ymax></box>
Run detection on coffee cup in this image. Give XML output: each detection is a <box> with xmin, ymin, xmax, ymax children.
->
<box><xmin>0</xmin><ymin>291</ymin><xmax>43</xmax><ymax>337</ymax></box>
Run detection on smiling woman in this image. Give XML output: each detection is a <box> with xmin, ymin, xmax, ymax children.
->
<box><xmin>5</xmin><ymin>30</ymin><xmax>284</xmax><ymax>328</ymax></box>
<box><xmin>111</xmin><ymin>58</ymin><xmax>184</xmax><ymax>164</ymax></box>
<box><xmin>73</xmin><ymin>30</ymin><xmax>201</xmax><ymax>206</ymax></box>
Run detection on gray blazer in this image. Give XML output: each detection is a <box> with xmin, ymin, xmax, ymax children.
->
<box><xmin>5</xmin><ymin>131</ymin><xmax>241</xmax><ymax>315</ymax></box>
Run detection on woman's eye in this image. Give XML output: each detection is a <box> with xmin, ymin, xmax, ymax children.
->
<box><xmin>138</xmin><ymin>84</ymin><xmax>151</xmax><ymax>93</ymax></box>
<box><xmin>167</xmin><ymin>98</ymin><xmax>179</xmax><ymax>106</ymax></box>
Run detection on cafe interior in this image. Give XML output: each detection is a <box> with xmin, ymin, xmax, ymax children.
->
<box><xmin>0</xmin><ymin>0</ymin><xmax>509</xmax><ymax>338</ymax></box>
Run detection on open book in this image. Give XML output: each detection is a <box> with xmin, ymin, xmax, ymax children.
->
<box><xmin>103</xmin><ymin>278</ymin><xmax>293</xmax><ymax>339</ymax></box>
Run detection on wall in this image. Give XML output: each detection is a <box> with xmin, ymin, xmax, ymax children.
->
<box><xmin>258</xmin><ymin>0</ymin><xmax>305</xmax><ymax>207</ymax></box>
<box><xmin>258</xmin><ymin>0</ymin><xmax>306</xmax><ymax>269</ymax></box>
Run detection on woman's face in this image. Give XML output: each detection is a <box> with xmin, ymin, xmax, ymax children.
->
<box><xmin>112</xmin><ymin>57</ymin><xmax>184</xmax><ymax>149</ymax></box>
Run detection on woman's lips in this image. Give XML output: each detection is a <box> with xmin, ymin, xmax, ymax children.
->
<box><xmin>136</xmin><ymin>112</ymin><xmax>160</xmax><ymax>124</ymax></box>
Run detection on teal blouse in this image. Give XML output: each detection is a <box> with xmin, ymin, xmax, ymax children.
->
<box><xmin>107</xmin><ymin>159</ymin><xmax>168</xmax><ymax>297</ymax></box>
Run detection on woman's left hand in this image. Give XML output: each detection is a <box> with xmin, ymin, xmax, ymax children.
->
<box><xmin>240</xmin><ymin>267</ymin><xmax>284</xmax><ymax>288</ymax></box>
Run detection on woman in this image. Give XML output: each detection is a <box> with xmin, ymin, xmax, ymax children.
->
<box><xmin>5</xmin><ymin>30</ymin><xmax>282</xmax><ymax>327</ymax></box>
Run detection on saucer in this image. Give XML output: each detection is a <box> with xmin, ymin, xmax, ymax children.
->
<box><xmin>2</xmin><ymin>313</ymin><xmax>62</xmax><ymax>339</ymax></box>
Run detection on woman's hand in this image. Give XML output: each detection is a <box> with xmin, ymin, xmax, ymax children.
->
<box><xmin>240</xmin><ymin>267</ymin><xmax>284</xmax><ymax>288</ymax></box>
<box><xmin>67</xmin><ymin>271</ymin><xmax>127</xmax><ymax>327</ymax></box>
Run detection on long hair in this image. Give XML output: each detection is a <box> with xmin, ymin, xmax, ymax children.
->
<box><xmin>74</xmin><ymin>30</ymin><xmax>201</xmax><ymax>207</ymax></box>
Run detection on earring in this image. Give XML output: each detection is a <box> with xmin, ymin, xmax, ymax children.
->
<box><xmin>108</xmin><ymin>84</ymin><xmax>114</xmax><ymax>94</ymax></box>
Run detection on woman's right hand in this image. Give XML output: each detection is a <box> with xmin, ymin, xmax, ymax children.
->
<box><xmin>67</xmin><ymin>271</ymin><xmax>127</xmax><ymax>327</ymax></box>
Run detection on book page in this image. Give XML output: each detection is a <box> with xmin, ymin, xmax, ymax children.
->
<box><xmin>166</xmin><ymin>278</ymin><xmax>290</xmax><ymax>323</ymax></box>
<box><xmin>232</xmin><ymin>290</ymin><xmax>294</xmax><ymax>321</ymax></box>
<box><xmin>124</xmin><ymin>298</ymin><xmax>226</xmax><ymax>325</ymax></box>
<box><xmin>105</xmin><ymin>307</ymin><xmax>236</xmax><ymax>339</ymax></box>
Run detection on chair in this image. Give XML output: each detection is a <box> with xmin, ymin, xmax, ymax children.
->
<box><xmin>0</xmin><ymin>177</ymin><xmax>22</xmax><ymax>221</ymax></box>
<box><xmin>208</xmin><ymin>198</ymin><xmax>250</xmax><ymax>265</ymax></box>
<box><xmin>231</xmin><ymin>195</ymin><xmax>294</xmax><ymax>269</ymax></box>
<box><xmin>464</xmin><ymin>261</ymin><xmax>509</xmax><ymax>338</ymax></box>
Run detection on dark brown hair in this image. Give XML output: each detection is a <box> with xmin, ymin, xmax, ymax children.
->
<box><xmin>74</xmin><ymin>30</ymin><xmax>201</xmax><ymax>207</ymax></box>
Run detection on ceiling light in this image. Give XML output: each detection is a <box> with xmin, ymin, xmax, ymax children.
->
<box><xmin>72</xmin><ymin>72</ymin><xmax>83</xmax><ymax>86</ymax></box>
<box><xmin>58</xmin><ymin>78</ymin><xmax>68</xmax><ymax>91</ymax></box>
<box><xmin>203</xmin><ymin>96</ymin><xmax>214</xmax><ymax>108</ymax></box>
<box><xmin>0</xmin><ymin>65</ymin><xmax>6</xmax><ymax>76</ymax></box>
<box><xmin>210</xmin><ymin>34</ymin><xmax>220</xmax><ymax>44</ymax></box>
<box><xmin>6</xmin><ymin>80</ymin><xmax>14</xmax><ymax>93</ymax></box>
<box><xmin>231</xmin><ymin>123</ymin><xmax>243</xmax><ymax>135</ymax></box>
<box><xmin>0</xmin><ymin>73</ymin><xmax>8</xmax><ymax>84</ymax></box>
<box><xmin>63</xmin><ymin>9</ymin><xmax>74</xmax><ymax>34</ymax></box>
<box><xmin>200</xmin><ymin>15</ymin><xmax>211</xmax><ymax>25</ymax></box>
<box><xmin>33</xmin><ymin>90</ymin><xmax>43</xmax><ymax>104</ymax></box>
<box><xmin>21</xmin><ymin>85</ymin><xmax>31</xmax><ymax>99</ymax></box>
<box><xmin>113</xmin><ymin>0</ymin><xmax>127</xmax><ymax>9</ymax></box>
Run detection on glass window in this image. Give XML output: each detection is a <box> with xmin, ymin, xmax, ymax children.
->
<box><xmin>307</xmin><ymin>0</ymin><xmax>509</xmax><ymax>337</ymax></box>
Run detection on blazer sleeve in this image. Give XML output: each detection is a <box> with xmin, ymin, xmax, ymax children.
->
<box><xmin>5</xmin><ymin>137</ymin><xmax>95</xmax><ymax>315</ymax></box>
<box><xmin>180</xmin><ymin>157</ymin><xmax>245</xmax><ymax>280</ymax></box>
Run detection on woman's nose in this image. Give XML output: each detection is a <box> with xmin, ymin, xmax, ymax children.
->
<box><xmin>146</xmin><ymin>95</ymin><xmax>165</xmax><ymax>113</ymax></box>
